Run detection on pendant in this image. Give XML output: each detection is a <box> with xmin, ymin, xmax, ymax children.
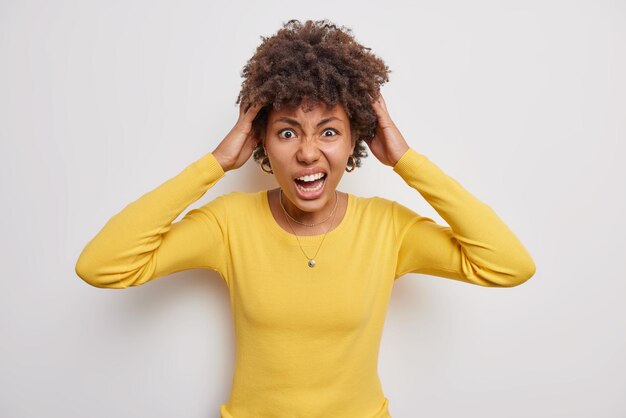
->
<box><xmin>308</xmin><ymin>259</ymin><xmax>316</xmax><ymax>268</ymax></box>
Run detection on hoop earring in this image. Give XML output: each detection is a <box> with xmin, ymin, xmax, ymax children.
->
<box><xmin>345</xmin><ymin>155</ymin><xmax>356</xmax><ymax>173</ymax></box>
<box><xmin>261</xmin><ymin>157</ymin><xmax>273</xmax><ymax>174</ymax></box>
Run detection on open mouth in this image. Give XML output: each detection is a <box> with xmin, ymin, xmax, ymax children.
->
<box><xmin>294</xmin><ymin>172</ymin><xmax>327</xmax><ymax>193</ymax></box>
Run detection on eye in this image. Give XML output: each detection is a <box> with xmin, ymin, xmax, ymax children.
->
<box><xmin>322</xmin><ymin>128</ymin><xmax>338</xmax><ymax>137</ymax></box>
<box><xmin>278</xmin><ymin>128</ymin><xmax>296</xmax><ymax>139</ymax></box>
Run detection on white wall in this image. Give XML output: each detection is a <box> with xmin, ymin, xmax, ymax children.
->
<box><xmin>1</xmin><ymin>0</ymin><xmax>624</xmax><ymax>417</ymax></box>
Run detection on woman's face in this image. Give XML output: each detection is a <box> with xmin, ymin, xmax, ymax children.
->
<box><xmin>264</xmin><ymin>99</ymin><xmax>355</xmax><ymax>217</ymax></box>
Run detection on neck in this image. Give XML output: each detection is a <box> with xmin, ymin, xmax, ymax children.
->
<box><xmin>280</xmin><ymin>189</ymin><xmax>338</xmax><ymax>226</ymax></box>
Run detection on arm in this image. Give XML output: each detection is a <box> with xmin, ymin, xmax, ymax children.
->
<box><xmin>74</xmin><ymin>153</ymin><xmax>229</xmax><ymax>289</ymax></box>
<box><xmin>392</xmin><ymin>148</ymin><xmax>536</xmax><ymax>287</ymax></box>
<box><xmin>75</xmin><ymin>100</ymin><xmax>264</xmax><ymax>289</ymax></box>
<box><xmin>365</xmin><ymin>92</ymin><xmax>535</xmax><ymax>287</ymax></box>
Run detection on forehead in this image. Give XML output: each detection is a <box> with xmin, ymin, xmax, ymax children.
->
<box><xmin>268</xmin><ymin>101</ymin><xmax>348</xmax><ymax>122</ymax></box>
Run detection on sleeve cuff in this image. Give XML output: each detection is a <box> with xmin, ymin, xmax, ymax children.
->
<box><xmin>392</xmin><ymin>148</ymin><xmax>429</xmax><ymax>176</ymax></box>
<box><xmin>191</xmin><ymin>152</ymin><xmax>226</xmax><ymax>181</ymax></box>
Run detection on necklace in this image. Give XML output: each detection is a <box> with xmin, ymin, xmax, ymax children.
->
<box><xmin>279</xmin><ymin>189</ymin><xmax>339</xmax><ymax>268</ymax></box>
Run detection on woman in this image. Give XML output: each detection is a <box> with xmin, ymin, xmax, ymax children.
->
<box><xmin>76</xmin><ymin>19</ymin><xmax>536</xmax><ymax>418</ymax></box>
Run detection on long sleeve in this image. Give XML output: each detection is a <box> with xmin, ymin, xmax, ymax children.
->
<box><xmin>75</xmin><ymin>152</ymin><xmax>229</xmax><ymax>289</ymax></box>
<box><xmin>392</xmin><ymin>148</ymin><xmax>536</xmax><ymax>287</ymax></box>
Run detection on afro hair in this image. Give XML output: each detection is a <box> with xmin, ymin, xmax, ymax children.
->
<box><xmin>235</xmin><ymin>19</ymin><xmax>391</xmax><ymax>168</ymax></box>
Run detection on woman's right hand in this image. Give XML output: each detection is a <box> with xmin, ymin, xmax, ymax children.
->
<box><xmin>213</xmin><ymin>101</ymin><xmax>264</xmax><ymax>172</ymax></box>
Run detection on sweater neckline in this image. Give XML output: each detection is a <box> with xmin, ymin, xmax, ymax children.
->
<box><xmin>260</xmin><ymin>189</ymin><xmax>354</xmax><ymax>242</ymax></box>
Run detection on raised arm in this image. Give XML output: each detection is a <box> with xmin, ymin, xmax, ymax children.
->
<box><xmin>75</xmin><ymin>101</ymin><xmax>264</xmax><ymax>289</ymax></box>
<box><xmin>365</xmin><ymin>93</ymin><xmax>535</xmax><ymax>287</ymax></box>
<box><xmin>391</xmin><ymin>149</ymin><xmax>536</xmax><ymax>287</ymax></box>
<box><xmin>74</xmin><ymin>153</ymin><xmax>228</xmax><ymax>289</ymax></box>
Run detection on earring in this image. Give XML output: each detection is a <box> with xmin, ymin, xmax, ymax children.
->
<box><xmin>345</xmin><ymin>155</ymin><xmax>356</xmax><ymax>172</ymax></box>
<box><xmin>261</xmin><ymin>157</ymin><xmax>273</xmax><ymax>174</ymax></box>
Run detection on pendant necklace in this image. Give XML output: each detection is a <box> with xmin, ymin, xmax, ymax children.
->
<box><xmin>279</xmin><ymin>189</ymin><xmax>339</xmax><ymax>268</ymax></box>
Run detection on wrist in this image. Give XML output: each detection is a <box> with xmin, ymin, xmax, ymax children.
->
<box><xmin>192</xmin><ymin>151</ymin><xmax>226</xmax><ymax>179</ymax></box>
<box><xmin>391</xmin><ymin>143</ymin><xmax>410</xmax><ymax>166</ymax></box>
<box><xmin>212</xmin><ymin>149</ymin><xmax>232</xmax><ymax>172</ymax></box>
<box><xmin>393</xmin><ymin>148</ymin><xmax>429</xmax><ymax>174</ymax></box>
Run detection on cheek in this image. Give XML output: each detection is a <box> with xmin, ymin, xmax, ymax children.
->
<box><xmin>322</xmin><ymin>141</ymin><xmax>353</xmax><ymax>162</ymax></box>
<box><xmin>264</xmin><ymin>146</ymin><xmax>293</xmax><ymax>179</ymax></box>
<box><xmin>265</xmin><ymin>144</ymin><xmax>293</xmax><ymax>167</ymax></box>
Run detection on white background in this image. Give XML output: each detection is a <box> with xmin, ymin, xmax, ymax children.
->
<box><xmin>1</xmin><ymin>0</ymin><xmax>625</xmax><ymax>417</ymax></box>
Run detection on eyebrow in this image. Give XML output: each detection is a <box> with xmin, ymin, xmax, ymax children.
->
<box><xmin>273</xmin><ymin>116</ymin><xmax>343</xmax><ymax>128</ymax></box>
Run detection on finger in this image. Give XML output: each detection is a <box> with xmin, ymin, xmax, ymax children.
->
<box><xmin>371</xmin><ymin>100</ymin><xmax>387</xmax><ymax>121</ymax></box>
<box><xmin>244</xmin><ymin>102</ymin><xmax>264</xmax><ymax>119</ymax></box>
<box><xmin>377</xmin><ymin>92</ymin><xmax>387</xmax><ymax>108</ymax></box>
<box><xmin>371</xmin><ymin>96</ymin><xmax>393</xmax><ymax>127</ymax></box>
<box><xmin>369</xmin><ymin>91</ymin><xmax>383</xmax><ymax>104</ymax></box>
<box><xmin>369</xmin><ymin>93</ymin><xmax>385</xmax><ymax>114</ymax></box>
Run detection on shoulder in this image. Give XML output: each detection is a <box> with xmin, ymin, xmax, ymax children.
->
<box><xmin>348</xmin><ymin>194</ymin><xmax>409</xmax><ymax>241</ymax></box>
<box><xmin>219</xmin><ymin>190</ymin><xmax>262</xmax><ymax>206</ymax></box>
<box><xmin>350</xmin><ymin>194</ymin><xmax>396</xmax><ymax>222</ymax></box>
<box><xmin>196</xmin><ymin>190</ymin><xmax>264</xmax><ymax>218</ymax></box>
<box><xmin>350</xmin><ymin>193</ymin><xmax>424</xmax><ymax>228</ymax></box>
<box><xmin>351</xmin><ymin>194</ymin><xmax>394</xmax><ymax>212</ymax></box>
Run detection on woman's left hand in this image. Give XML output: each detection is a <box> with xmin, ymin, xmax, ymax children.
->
<box><xmin>365</xmin><ymin>93</ymin><xmax>410</xmax><ymax>166</ymax></box>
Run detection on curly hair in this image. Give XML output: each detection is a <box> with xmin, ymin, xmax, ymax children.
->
<box><xmin>235</xmin><ymin>19</ymin><xmax>391</xmax><ymax>168</ymax></box>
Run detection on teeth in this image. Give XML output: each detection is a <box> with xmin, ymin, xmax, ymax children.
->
<box><xmin>296</xmin><ymin>172</ymin><xmax>325</xmax><ymax>182</ymax></box>
<box><xmin>296</xmin><ymin>176</ymin><xmax>325</xmax><ymax>192</ymax></box>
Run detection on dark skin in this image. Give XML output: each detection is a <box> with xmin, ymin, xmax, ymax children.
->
<box><xmin>212</xmin><ymin>93</ymin><xmax>410</xmax><ymax>234</ymax></box>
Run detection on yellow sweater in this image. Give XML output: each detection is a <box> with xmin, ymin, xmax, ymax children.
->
<box><xmin>75</xmin><ymin>148</ymin><xmax>536</xmax><ymax>418</ymax></box>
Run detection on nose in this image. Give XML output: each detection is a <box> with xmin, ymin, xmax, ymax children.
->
<box><xmin>296</xmin><ymin>138</ymin><xmax>321</xmax><ymax>165</ymax></box>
